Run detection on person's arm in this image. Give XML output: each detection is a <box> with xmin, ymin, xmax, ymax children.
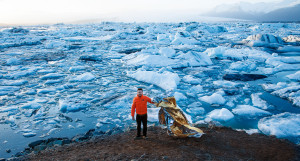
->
<box><xmin>131</xmin><ymin>98</ymin><xmax>136</xmax><ymax>120</ymax></box>
<box><xmin>146</xmin><ymin>96</ymin><xmax>155</xmax><ymax>104</ymax></box>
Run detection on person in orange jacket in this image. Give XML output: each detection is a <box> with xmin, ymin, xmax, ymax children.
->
<box><xmin>131</xmin><ymin>88</ymin><xmax>155</xmax><ymax>139</ymax></box>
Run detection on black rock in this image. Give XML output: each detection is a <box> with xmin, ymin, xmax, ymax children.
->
<box><xmin>79</xmin><ymin>55</ymin><xmax>101</xmax><ymax>62</ymax></box>
<box><xmin>0</xmin><ymin>158</ymin><xmax>5</xmax><ymax>161</ymax></box>
<box><xmin>85</xmin><ymin>129</ymin><xmax>95</xmax><ymax>138</ymax></box>
<box><xmin>71</xmin><ymin>135</ymin><xmax>89</xmax><ymax>142</ymax></box>
<box><xmin>223</xmin><ymin>74</ymin><xmax>267</xmax><ymax>81</ymax></box>
<box><xmin>6</xmin><ymin>149</ymin><xmax>11</xmax><ymax>153</ymax></box>
<box><xmin>118</xmin><ymin>48</ymin><xmax>142</xmax><ymax>54</ymax></box>
<box><xmin>62</xmin><ymin>139</ymin><xmax>72</xmax><ymax>145</ymax></box>
<box><xmin>28</xmin><ymin>140</ymin><xmax>44</xmax><ymax>148</ymax></box>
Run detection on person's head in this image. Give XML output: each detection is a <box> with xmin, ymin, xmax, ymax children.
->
<box><xmin>137</xmin><ymin>88</ymin><xmax>143</xmax><ymax>97</ymax></box>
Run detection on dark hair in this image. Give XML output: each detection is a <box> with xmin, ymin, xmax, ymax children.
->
<box><xmin>137</xmin><ymin>88</ymin><xmax>143</xmax><ymax>91</ymax></box>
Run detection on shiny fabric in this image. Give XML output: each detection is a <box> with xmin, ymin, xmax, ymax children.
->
<box><xmin>157</xmin><ymin>97</ymin><xmax>204</xmax><ymax>137</ymax></box>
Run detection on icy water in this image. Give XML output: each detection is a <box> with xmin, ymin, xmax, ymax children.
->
<box><xmin>0</xmin><ymin>22</ymin><xmax>300</xmax><ymax>158</ymax></box>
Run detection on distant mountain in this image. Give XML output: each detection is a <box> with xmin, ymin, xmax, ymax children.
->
<box><xmin>258</xmin><ymin>4</ymin><xmax>300</xmax><ymax>22</ymax></box>
<box><xmin>204</xmin><ymin>5</ymin><xmax>258</xmax><ymax>20</ymax></box>
<box><xmin>203</xmin><ymin>1</ymin><xmax>300</xmax><ymax>22</ymax></box>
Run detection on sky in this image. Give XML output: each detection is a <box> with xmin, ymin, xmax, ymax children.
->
<box><xmin>0</xmin><ymin>0</ymin><xmax>294</xmax><ymax>25</ymax></box>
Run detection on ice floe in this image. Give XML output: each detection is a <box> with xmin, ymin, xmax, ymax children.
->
<box><xmin>127</xmin><ymin>70</ymin><xmax>180</xmax><ymax>91</ymax></box>
<box><xmin>232</xmin><ymin>105</ymin><xmax>271</xmax><ymax>118</ymax></box>
<box><xmin>206</xmin><ymin>108</ymin><xmax>234</xmax><ymax>122</ymax></box>
<box><xmin>258</xmin><ymin>113</ymin><xmax>300</xmax><ymax>139</ymax></box>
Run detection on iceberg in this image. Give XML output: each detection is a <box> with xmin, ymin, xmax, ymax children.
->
<box><xmin>182</xmin><ymin>75</ymin><xmax>202</xmax><ymax>85</ymax></box>
<box><xmin>69</xmin><ymin>72</ymin><xmax>96</xmax><ymax>82</ymax></box>
<box><xmin>251</xmin><ymin>93</ymin><xmax>272</xmax><ymax>110</ymax></box>
<box><xmin>127</xmin><ymin>70</ymin><xmax>180</xmax><ymax>91</ymax></box>
<box><xmin>200</xmin><ymin>93</ymin><xmax>226</xmax><ymax>105</ymax></box>
<box><xmin>206</xmin><ymin>108</ymin><xmax>234</xmax><ymax>122</ymax></box>
<box><xmin>258</xmin><ymin>113</ymin><xmax>300</xmax><ymax>138</ymax></box>
<box><xmin>232</xmin><ymin>105</ymin><xmax>271</xmax><ymax>118</ymax></box>
<box><xmin>287</xmin><ymin>71</ymin><xmax>300</xmax><ymax>81</ymax></box>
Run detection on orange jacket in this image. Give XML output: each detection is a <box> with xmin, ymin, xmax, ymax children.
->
<box><xmin>131</xmin><ymin>95</ymin><xmax>154</xmax><ymax>117</ymax></box>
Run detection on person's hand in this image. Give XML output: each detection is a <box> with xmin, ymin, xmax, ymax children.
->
<box><xmin>132</xmin><ymin>116</ymin><xmax>135</xmax><ymax>121</ymax></box>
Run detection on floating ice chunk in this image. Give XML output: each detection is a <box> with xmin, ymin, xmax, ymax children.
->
<box><xmin>44</xmin><ymin>40</ymin><xmax>64</xmax><ymax>49</ymax></box>
<box><xmin>76</xmin><ymin>123</ymin><xmax>85</xmax><ymax>128</ymax></box>
<box><xmin>229</xmin><ymin>61</ymin><xmax>257</xmax><ymax>72</ymax></box>
<box><xmin>0</xmin><ymin>80</ymin><xmax>28</xmax><ymax>86</ymax></box>
<box><xmin>0</xmin><ymin>106</ymin><xmax>18</xmax><ymax>112</ymax></box>
<box><xmin>287</xmin><ymin>71</ymin><xmax>300</xmax><ymax>81</ymax></box>
<box><xmin>182</xmin><ymin>75</ymin><xmax>202</xmax><ymax>85</ymax></box>
<box><xmin>277</xmin><ymin>46</ymin><xmax>300</xmax><ymax>53</ymax></box>
<box><xmin>0</xmin><ymin>86</ymin><xmax>20</xmax><ymax>96</ymax></box>
<box><xmin>242</xmin><ymin>34</ymin><xmax>283</xmax><ymax>47</ymax></box>
<box><xmin>187</xmin><ymin>85</ymin><xmax>204</xmax><ymax>94</ymax></box>
<box><xmin>59</xmin><ymin>99</ymin><xmax>89</xmax><ymax>113</ymax></box>
<box><xmin>23</xmin><ymin>132</ymin><xmax>36</xmax><ymax>137</ymax></box>
<box><xmin>37</xmin><ymin>88</ymin><xmax>56</xmax><ymax>94</ymax></box>
<box><xmin>127</xmin><ymin>70</ymin><xmax>180</xmax><ymax>91</ymax></box>
<box><xmin>6</xmin><ymin>57</ymin><xmax>22</xmax><ymax>65</ymax></box>
<box><xmin>174</xmin><ymin>92</ymin><xmax>187</xmax><ymax>101</ymax></box>
<box><xmin>206</xmin><ymin>108</ymin><xmax>234</xmax><ymax>122</ymax></box>
<box><xmin>199</xmin><ymin>25</ymin><xmax>227</xmax><ymax>33</ymax></box>
<box><xmin>37</xmin><ymin>69</ymin><xmax>56</xmax><ymax>74</ymax></box>
<box><xmin>41</xmin><ymin>73</ymin><xmax>65</xmax><ymax>80</ymax></box>
<box><xmin>157</xmin><ymin>34</ymin><xmax>170</xmax><ymax>42</ymax></box>
<box><xmin>251</xmin><ymin>93</ymin><xmax>271</xmax><ymax>110</ymax></box>
<box><xmin>69</xmin><ymin>66</ymin><xmax>87</xmax><ymax>72</ymax></box>
<box><xmin>21</xmin><ymin>102</ymin><xmax>41</xmax><ymax>109</ymax></box>
<box><xmin>213</xmin><ymin>80</ymin><xmax>239</xmax><ymax>88</ymax></box>
<box><xmin>69</xmin><ymin>72</ymin><xmax>95</xmax><ymax>82</ymax></box>
<box><xmin>171</xmin><ymin>32</ymin><xmax>199</xmax><ymax>45</ymax></box>
<box><xmin>205</xmin><ymin>47</ymin><xmax>271</xmax><ymax>62</ymax></box>
<box><xmin>176</xmin><ymin>51</ymin><xmax>213</xmax><ymax>67</ymax></box>
<box><xmin>68</xmin><ymin>125</ymin><xmax>75</xmax><ymax>129</ymax></box>
<box><xmin>200</xmin><ymin>93</ymin><xmax>226</xmax><ymax>105</ymax></box>
<box><xmin>4</xmin><ymin>68</ymin><xmax>38</xmax><ymax>79</ymax></box>
<box><xmin>205</xmin><ymin>46</ymin><xmax>227</xmax><ymax>58</ymax></box>
<box><xmin>126</xmin><ymin>54</ymin><xmax>177</xmax><ymax>68</ymax></box>
<box><xmin>45</xmin><ymin>79</ymin><xmax>62</xmax><ymax>85</ymax></box>
<box><xmin>258</xmin><ymin>112</ymin><xmax>300</xmax><ymax>138</ymax></box>
<box><xmin>147</xmin><ymin>107</ymin><xmax>160</xmax><ymax>122</ymax></box>
<box><xmin>159</xmin><ymin>47</ymin><xmax>176</xmax><ymax>58</ymax></box>
<box><xmin>232</xmin><ymin>105</ymin><xmax>271</xmax><ymax>118</ymax></box>
<box><xmin>261</xmin><ymin>82</ymin><xmax>290</xmax><ymax>92</ymax></box>
<box><xmin>186</xmin><ymin>102</ymin><xmax>205</xmax><ymax>116</ymax></box>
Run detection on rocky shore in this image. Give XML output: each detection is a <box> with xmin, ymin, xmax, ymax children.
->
<box><xmin>7</xmin><ymin>125</ymin><xmax>299</xmax><ymax>161</ymax></box>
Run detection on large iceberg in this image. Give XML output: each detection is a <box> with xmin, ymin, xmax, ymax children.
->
<box><xmin>258</xmin><ymin>113</ymin><xmax>300</xmax><ymax>139</ymax></box>
<box><xmin>127</xmin><ymin>70</ymin><xmax>180</xmax><ymax>91</ymax></box>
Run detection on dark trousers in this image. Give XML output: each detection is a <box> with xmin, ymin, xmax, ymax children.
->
<box><xmin>136</xmin><ymin>114</ymin><xmax>147</xmax><ymax>137</ymax></box>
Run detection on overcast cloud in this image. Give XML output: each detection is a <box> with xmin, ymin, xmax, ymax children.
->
<box><xmin>0</xmin><ymin>0</ymin><xmax>298</xmax><ymax>25</ymax></box>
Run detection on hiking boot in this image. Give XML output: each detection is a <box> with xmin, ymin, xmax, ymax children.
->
<box><xmin>142</xmin><ymin>136</ymin><xmax>148</xmax><ymax>140</ymax></box>
<box><xmin>134</xmin><ymin>136</ymin><xmax>142</xmax><ymax>140</ymax></box>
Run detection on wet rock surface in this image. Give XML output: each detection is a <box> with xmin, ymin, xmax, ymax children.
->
<box><xmin>22</xmin><ymin>126</ymin><xmax>299</xmax><ymax>161</ymax></box>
